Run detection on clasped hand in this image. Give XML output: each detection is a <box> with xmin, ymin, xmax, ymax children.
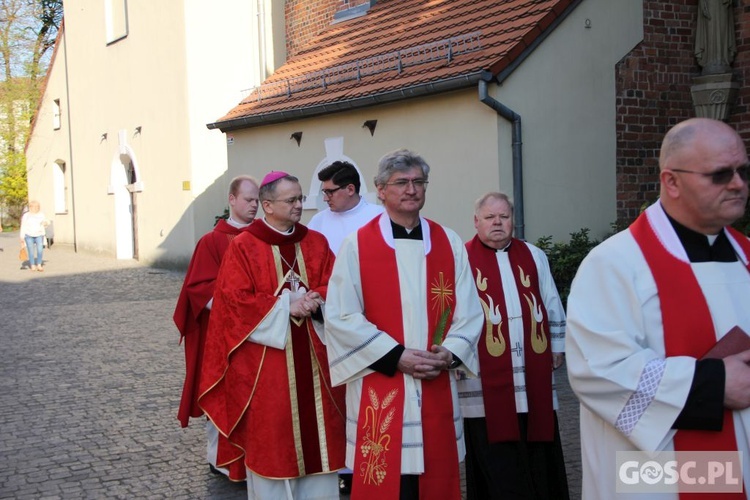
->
<box><xmin>723</xmin><ymin>348</ymin><xmax>750</xmax><ymax>410</ymax></box>
<box><xmin>290</xmin><ymin>291</ymin><xmax>324</xmax><ymax>318</ymax></box>
<box><xmin>397</xmin><ymin>345</ymin><xmax>453</xmax><ymax>380</ymax></box>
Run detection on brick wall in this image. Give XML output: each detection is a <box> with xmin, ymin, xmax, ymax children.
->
<box><xmin>285</xmin><ymin>0</ymin><xmax>338</xmax><ymax>58</ymax></box>
<box><xmin>285</xmin><ymin>0</ymin><xmax>375</xmax><ymax>59</ymax></box>
<box><xmin>336</xmin><ymin>0</ymin><xmax>372</xmax><ymax>10</ymax></box>
<box><xmin>615</xmin><ymin>1</ymin><xmax>750</xmax><ymax>225</ymax></box>
<box><xmin>615</xmin><ymin>1</ymin><xmax>697</xmax><ymax>224</ymax></box>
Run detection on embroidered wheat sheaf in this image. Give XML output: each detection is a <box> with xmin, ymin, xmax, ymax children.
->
<box><xmin>368</xmin><ymin>386</ymin><xmax>380</xmax><ymax>410</ymax></box>
<box><xmin>381</xmin><ymin>388</ymin><xmax>397</xmax><ymax>409</ymax></box>
<box><xmin>359</xmin><ymin>386</ymin><xmax>399</xmax><ymax>486</ymax></box>
<box><xmin>380</xmin><ymin>407</ymin><xmax>395</xmax><ymax>434</ymax></box>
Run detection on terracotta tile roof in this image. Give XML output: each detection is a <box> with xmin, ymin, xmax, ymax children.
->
<box><xmin>210</xmin><ymin>0</ymin><xmax>577</xmax><ymax>131</ymax></box>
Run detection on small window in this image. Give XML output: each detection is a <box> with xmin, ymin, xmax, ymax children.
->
<box><xmin>105</xmin><ymin>0</ymin><xmax>128</xmax><ymax>44</ymax></box>
<box><xmin>53</xmin><ymin>99</ymin><xmax>61</xmax><ymax>130</ymax></box>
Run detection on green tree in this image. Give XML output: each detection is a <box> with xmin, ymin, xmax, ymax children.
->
<box><xmin>0</xmin><ymin>0</ymin><xmax>61</xmax><ymax>225</ymax></box>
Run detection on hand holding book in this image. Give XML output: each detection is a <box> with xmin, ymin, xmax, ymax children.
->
<box><xmin>700</xmin><ymin>326</ymin><xmax>750</xmax><ymax>360</ymax></box>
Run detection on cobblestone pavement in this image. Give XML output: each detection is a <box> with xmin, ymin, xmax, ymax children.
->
<box><xmin>0</xmin><ymin>231</ymin><xmax>581</xmax><ymax>499</ymax></box>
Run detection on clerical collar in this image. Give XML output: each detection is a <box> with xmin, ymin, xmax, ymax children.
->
<box><xmin>479</xmin><ymin>239</ymin><xmax>511</xmax><ymax>252</ymax></box>
<box><xmin>391</xmin><ymin>219</ymin><xmax>423</xmax><ymax>240</ymax></box>
<box><xmin>227</xmin><ymin>216</ymin><xmax>252</xmax><ymax>229</ymax></box>
<box><xmin>261</xmin><ymin>217</ymin><xmax>295</xmax><ymax>235</ymax></box>
<box><xmin>663</xmin><ymin>208</ymin><xmax>736</xmax><ymax>262</ymax></box>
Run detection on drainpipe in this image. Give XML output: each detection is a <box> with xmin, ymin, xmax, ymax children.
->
<box><xmin>478</xmin><ymin>77</ymin><xmax>524</xmax><ymax>241</ymax></box>
<box><xmin>257</xmin><ymin>0</ymin><xmax>267</xmax><ymax>80</ymax></box>
<box><xmin>62</xmin><ymin>23</ymin><xmax>78</xmax><ymax>252</ymax></box>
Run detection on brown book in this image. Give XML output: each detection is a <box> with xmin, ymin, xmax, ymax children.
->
<box><xmin>701</xmin><ymin>326</ymin><xmax>750</xmax><ymax>360</ymax></box>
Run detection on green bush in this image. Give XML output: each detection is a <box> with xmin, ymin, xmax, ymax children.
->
<box><xmin>535</xmin><ymin>228</ymin><xmax>601</xmax><ymax>308</ymax></box>
<box><xmin>733</xmin><ymin>203</ymin><xmax>750</xmax><ymax>235</ymax></box>
<box><xmin>214</xmin><ymin>207</ymin><xmax>230</xmax><ymax>226</ymax></box>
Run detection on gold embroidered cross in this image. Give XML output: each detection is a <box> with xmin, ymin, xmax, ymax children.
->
<box><xmin>430</xmin><ymin>271</ymin><xmax>454</xmax><ymax>314</ymax></box>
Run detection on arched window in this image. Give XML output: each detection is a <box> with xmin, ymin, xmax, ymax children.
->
<box><xmin>53</xmin><ymin>161</ymin><xmax>68</xmax><ymax>214</ymax></box>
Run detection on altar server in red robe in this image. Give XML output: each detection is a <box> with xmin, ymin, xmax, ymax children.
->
<box><xmin>199</xmin><ymin>171</ymin><xmax>346</xmax><ymax>498</ymax></box>
<box><xmin>174</xmin><ymin>175</ymin><xmax>259</xmax><ymax>476</ymax></box>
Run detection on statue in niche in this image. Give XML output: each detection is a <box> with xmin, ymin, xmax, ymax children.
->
<box><xmin>695</xmin><ymin>0</ymin><xmax>737</xmax><ymax>75</ymax></box>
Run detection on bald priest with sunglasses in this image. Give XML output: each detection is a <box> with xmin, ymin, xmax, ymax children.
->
<box><xmin>198</xmin><ymin>171</ymin><xmax>346</xmax><ymax>498</ymax></box>
<box><xmin>567</xmin><ymin>117</ymin><xmax>750</xmax><ymax>498</ymax></box>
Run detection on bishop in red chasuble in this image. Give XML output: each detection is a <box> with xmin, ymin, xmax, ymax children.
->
<box><xmin>198</xmin><ymin>172</ymin><xmax>345</xmax><ymax>497</ymax></box>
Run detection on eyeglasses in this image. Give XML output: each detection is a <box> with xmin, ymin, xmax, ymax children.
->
<box><xmin>669</xmin><ymin>165</ymin><xmax>749</xmax><ymax>185</ymax></box>
<box><xmin>384</xmin><ymin>178</ymin><xmax>429</xmax><ymax>189</ymax></box>
<box><xmin>269</xmin><ymin>195</ymin><xmax>307</xmax><ymax>205</ymax></box>
<box><xmin>321</xmin><ymin>186</ymin><xmax>343</xmax><ymax>197</ymax></box>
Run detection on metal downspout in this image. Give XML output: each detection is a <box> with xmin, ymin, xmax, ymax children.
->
<box><xmin>478</xmin><ymin>78</ymin><xmax>524</xmax><ymax>241</ymax></box>
<box><xmin>62</xmin><ymin>23</ymin><xmax>78</xmax><ymax>252</ymax></box>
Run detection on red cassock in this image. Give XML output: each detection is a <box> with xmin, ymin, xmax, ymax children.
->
<box><xmin>198</xmin><ymin>221</ymin><xmax>346</xmax><ymax>482</ymax></box>
<box><xmin>173</xmin><ymin>219</ymin><xmax>244</xmax><ymax>428</ymax></box>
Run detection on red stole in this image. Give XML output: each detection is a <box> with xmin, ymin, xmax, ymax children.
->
<box><xmin>465</xmin><ymin>236</ymin><xmax>554</xmax><ymax>442</ymax></box>
<box><xmin>353</xmin><ymin>217</ymin><xmax>461</xmax><ymax>500</ymax></box>
<box><xmin>174</xmin><ymin>219</ymin><xmax>243</xmax><ymax>427</ymax></box>
<box><xmin>631</xmin><ymin>214</ymin><xmax>750</xmax><ymax>499</ymax></box>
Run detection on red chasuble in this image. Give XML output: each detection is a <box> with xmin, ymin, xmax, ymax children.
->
<box><xmin>465</xmin><ymin>236</ymin><xmax>553</xmax><ymax>442</ymax></box>
<box><xmin>631</xmin><ymin>214</ymin><xmax>750</xmax><ymax>499</ymax></box>
<box><xmin>198</xmin><ymin>221</ymin><xmax>346</xmax><ymax>482</ymax></box>
<box><xmin>353</xmin><ymin>217</ymin><xmax>461</xmax><ymax>500</ymax></box>
<box><xmin>173</xmin><ymin>219</ymin><xmax>244</xmax><ymax>428</ymax></box>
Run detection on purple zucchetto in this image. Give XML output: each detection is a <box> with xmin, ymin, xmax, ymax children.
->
<box><xmin>260</xmin><ymin>170</ymin><xmax>291</xmax><ymax>187</ymax></box>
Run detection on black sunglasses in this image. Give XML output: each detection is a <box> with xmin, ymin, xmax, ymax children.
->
<box><xmin>669</xmin><ymin>165</ymin><xmax>749</xmax><ymax>185</ymax></box>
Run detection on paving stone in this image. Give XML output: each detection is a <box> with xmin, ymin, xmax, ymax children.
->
<box><xmin>0</xmin><ymin>231</ymin><xmax>582</xmax><ymax>499</ymax></box>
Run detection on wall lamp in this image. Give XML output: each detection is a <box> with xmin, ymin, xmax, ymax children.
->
<box><xmin>363</xmin><ymin>119</ymin><xmax>377</xmax><ymax>136</ymax></box>
<box><xmin>290</xmin><ymin>131</ymin><xmax>303</xmax><ymax>146</ymax></box>
<box><xmin>100</xmin><ymin>132</ymin><xmax>108</xmax><ymax>142</ymax></box>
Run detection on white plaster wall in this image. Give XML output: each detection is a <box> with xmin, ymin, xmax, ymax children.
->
<box><xmin>50</xmin><ymin>0</ymin><xmax>193</xmax><ymax>260</ymax></box>
<box><xmin>27</xmin><ymin>0</ymin><xmax>262</xmax><ymax>265</ymax></box>
<box><xmin>181</xmin><ymin>0</ymin><xmax>258</xmax><ymax>250</ymax></box>
<box><xmin>495</xmin><ymin>0</ymin><xmax>643</xmax><ymax>241</ymax></box>
<box><xmin>225</xmin><ymin>91</ymin><xmax>500</xmax><ymax>242</ymax></box>
<box><xmin>25</xmin><ymin>35</ymin><xmax>72</xmax><ymax>244</ymax></box>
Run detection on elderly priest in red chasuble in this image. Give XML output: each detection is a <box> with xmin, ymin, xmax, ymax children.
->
<box><xmin>198</xmin><ymin>171</ymin><xmax>346</xmax><ymax>498</ymax></box>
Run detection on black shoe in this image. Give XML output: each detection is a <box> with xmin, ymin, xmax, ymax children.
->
<box><xmin>209</xmin><ymin>464</ymin><xmax>223</xmax><ymax>476</ymax></box>
<box><xmin>339</xmin><ymin>474</ymin><xmax>352</xmax><ymax>495</ymax></box>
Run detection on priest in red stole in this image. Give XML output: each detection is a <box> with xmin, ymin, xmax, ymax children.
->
<box><xmin>173</xmin><ymin>175</ymin><xmax>259</xmax><ymax>476</ymax></box>
<box><xmin>567</xmin><ymin>117</ymin><xmax>750</xmax><ymax>499</ymax></box>
<box><xmin>460</xmin><ymin>192</ymin><xmax>569</xmax><ymax>499</ymax></box>
<box><xmin>199</xmin><ymin>171</ymin><xmax>346</xmax><ymax>497</ymax></box>
<box><xmin>324</xmin><ymin>149</ymin><xmax>483</xmax><ymax>500</ymax></box>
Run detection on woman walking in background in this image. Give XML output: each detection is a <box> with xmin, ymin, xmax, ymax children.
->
<box><xmin>20</xmin><ymin>201</ymin><xmax>49</xmax><ymax>271</ymax></box>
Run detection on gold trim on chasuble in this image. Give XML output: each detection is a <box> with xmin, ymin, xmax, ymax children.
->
<box><xmin>360</xmin><ymin>387</ymin><xmax>399</xmax><ymax>485</ymax></box>
<box><xmin>273</xmin><ymin>243</ymin><xmax>330</xmax><ymax>474</ymax></box>
<box><xmin>475</xmin><ymin>268</ymin><xmax>505</xmax><ymax>357</ymax></box>
<box><xmin>516</xmin><ymin>265</ymin><xmax>548</xmax><ymax>354</ymax></box>
<box><xmin>292</xmin><ymin>247</ymin><xmax>331</xmax><ymax>470</ymax></box>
